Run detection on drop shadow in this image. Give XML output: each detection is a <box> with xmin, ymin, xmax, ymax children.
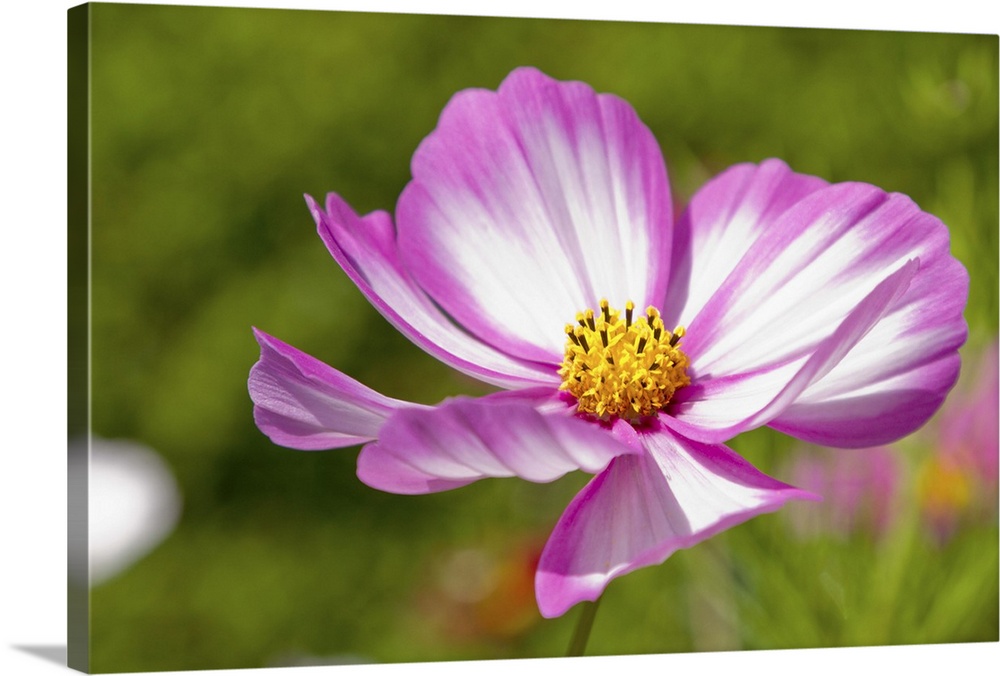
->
<box><xmin>12</xmin><ymin>644</ymin><xmax>67</xmax><ymax>667</ymax></box>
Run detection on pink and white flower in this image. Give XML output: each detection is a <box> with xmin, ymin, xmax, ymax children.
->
<box><xmin>248</xmin><ymin>68</ymin><xmax>968</xmax><ymax>618</ymax></box>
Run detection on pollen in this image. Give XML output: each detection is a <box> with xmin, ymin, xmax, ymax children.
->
<box><xmin>558</xmin><ymin>300</ymin><xmax>690</xmax><ymax>421</ymax></box>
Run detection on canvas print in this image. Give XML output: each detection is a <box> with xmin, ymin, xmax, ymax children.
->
<box><xmin>68</xmin><ymin>3</ymin><xmax>999</xmax><ymax>673</ymax></box>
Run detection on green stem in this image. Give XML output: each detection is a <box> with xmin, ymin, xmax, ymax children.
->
<box><xmin>566</xmin><ymin>597</ymin><xmax>602</xmax><ymax>657</ymax></box>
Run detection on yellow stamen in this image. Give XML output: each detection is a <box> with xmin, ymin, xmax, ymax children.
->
<box><xmin>559</xmin><ymin>300</ymin><xmax>690</xmax><ymax>421</ymax></box>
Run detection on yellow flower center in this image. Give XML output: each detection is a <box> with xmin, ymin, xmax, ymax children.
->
<box><xmin>558</xmin><ymin>299</ymin><xmax>690</xmax><ymax>421</ymax></box>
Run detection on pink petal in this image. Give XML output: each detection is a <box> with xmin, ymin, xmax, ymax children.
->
<box><xmin>663</xmin><ymin>159</ymin><xmax>827</xmax><ymax>326</ymax></box>
<box><xmin>769</xmin><ymin>355</ymin><xmax>961</xmax><ymax>448</ymax></box>
<box><xmin>669</xmin><ymin>182</ymin><xmax>964</xmax><ymax>443</ymax></box>
<box><xmin>665</xmin><ymin>257</ymin><xmax>918</xmax><ymax>443</ymax></box>
<box><xmin>535</xmin><ymin>424</ymin><xmax>818</xmax><ymax>618</ymax></box>
<box><xmin>248</xmin><ymin>328</ymin><xmax>416</xmax><ymax>450</ymax></box>
<box><xmin>357</xmin><ymin>393</ymin><xmax>637</xmax><ymax>495</ymax></box>
<box><xmin>309</xmin><ymin>193</ymin><xmax>558</xmax><ymax>389</ymax></box>
<box><xmin>769</xmin><ymin>209</ymin><xmax>968</xmax><ymax>447</ymax></box>
<box><xmin>395</xmin><ymin>67</ymin><xmax>673</xmax><ymax>360</ymax></box>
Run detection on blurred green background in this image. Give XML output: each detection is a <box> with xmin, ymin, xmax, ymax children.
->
<box><xmin>78</xmin><ymin>3</ymin><xmax>998</xmax><ymax>672</ymax></box>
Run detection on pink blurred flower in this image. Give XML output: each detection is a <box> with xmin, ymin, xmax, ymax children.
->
<box><xmin>917</xmin><ymin>340</ymin><xmax>998</xmax><ymax>540</ymax></box>
<box><xmin>784</xmin><ymin>446</ymin><xmax>900</xmax><ymax>540</ymax></box>
<box><xmin>249</xmin><ymin>68</ymin><xmax>967</xmax><ymax>617</ymax></box>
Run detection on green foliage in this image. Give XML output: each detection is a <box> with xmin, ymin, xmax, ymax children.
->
<box><xmin>83</xmin><ymin>3</ymin><xmax>998</xmax><ymax>671</ymax></box>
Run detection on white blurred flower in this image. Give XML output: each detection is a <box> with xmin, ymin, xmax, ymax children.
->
<box><xmin>71</xmin><ymin>437</ymin><xmax>182</xmax><ymax>586</ymax></box>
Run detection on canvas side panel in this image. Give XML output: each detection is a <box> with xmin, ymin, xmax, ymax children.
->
<box><xmin>67</xmin><ymin>3</ymin><xmax>91</xmax><ymax>673</ymax></box>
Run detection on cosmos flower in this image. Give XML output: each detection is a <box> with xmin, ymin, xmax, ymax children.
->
<box><xmin>248</xmin><ymin>67</ymin><xmax>968</xmax><ymax>618</ymax></box>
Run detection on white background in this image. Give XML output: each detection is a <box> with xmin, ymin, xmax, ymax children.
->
<box><xmin>2</xmin><ymin>1</ymin><xmax>997</xmax><ymax>675</ymax></box>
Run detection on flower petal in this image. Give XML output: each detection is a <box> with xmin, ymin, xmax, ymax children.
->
<box><xmin>670</xmin><ymin>182</ymin><xmax>961</xmax><ymax>442</ymax></box>
<box><xmin>769</xmin><ymin>354</ymin><xmax>962</xmax><ymax>448</ymax></box>
<box><xmin>248</xmin><ymin>328</ymin><xmax>416</xmax><ymax>450</ymax></box>
<box><xmin>663</xmin><ymin>159</ymin><xmax>827</xmax><ymax>326</ymax></box>
<box><xmin>309</xmin><ymin>193</ymin><xmax>558</xmax><ymax>389</ymax></box>
<box><xmin>357</xmin><ymin>394</ymin><xmax>637</xmax><ymax>495</ymax></box>
<box><xmin>395</xmin><ymin>67</ymin><xmax>673</xmax><ymax>360</ymax></box>
<box><xmin>665</xmin><ymin>257</ymin><xmax>918</xmax><ymax>442</ymax></box>
<box><xmin>535</xmin><ymin>425</ymin><xmax>818</xmax><ymax>618</ymax></box>
<box><xmin>769</xmin><ymin>218</ymin><xmax>968</xmax><ymax>447</ymax></box>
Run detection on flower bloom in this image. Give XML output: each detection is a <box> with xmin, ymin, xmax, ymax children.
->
<box><xmin>249</xmin><ymin>68</ymin><xmax>968</xmax><ymax>618</ymax></box>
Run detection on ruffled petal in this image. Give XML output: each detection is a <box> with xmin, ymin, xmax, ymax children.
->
<box><xmin>309</xmin><ymin>193</ymin><xmax>558</xmax><ymax>389</ymax></box>
<box><xmin>535</xmin><ymin>425</ymin><xmax>818</xmax><ymax>618</ymax></box>
<box><xmin>670</xmin><ymin>182</ymin><xmax>960</xmax><ymax>442</ymax></box>
<box><xmin>248</xmin><ymin>328</ymin><xmax>416</xmax><ymax>450</ymax></box>
<box><xmin>357</xmin><ymin>393</ymin><xmax>637</xmax><ymax>495</ymax></box>
<box><xmin>395</xmin><ymin>67</ymin><xmax>673</xmax><ymax>360</ymax></box>
<box><xmin>663</xmin><ymin>159</ymin><xmax>827</xmax><ymax>326</ymax></box>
